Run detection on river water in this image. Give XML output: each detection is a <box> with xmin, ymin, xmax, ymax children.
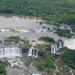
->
<box><xmin>0</xmin><ymin>14</ymin><xmax>70</xmax><ymax>45</ymax></box>
<box><xmin>0</xmin><ymin>14</ymin><xmax>42</xmax><ymax>29</ymax></box>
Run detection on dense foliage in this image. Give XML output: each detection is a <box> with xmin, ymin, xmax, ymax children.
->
<box><xmin>5</xmin><ymin>36</ymin><xmax>21</xmax><ymax>44</ymax></box>
<box><xmin>37</xmin><ymin>44</ymin><xmax>51</xmax><ymax>52</ymax></box>
<box><xmin>0</xmin><ymin>63</ymin><xmax>6</xmax><ymax>75</ymax></box>
<box><xmin>4</xmin><ymin>36</ymin><xmax>31</xmax><ymax>49</ymax></box>
<box><xmin>34</xmin><ymin>53</ymin><xmax>55</xmax><ymax>74</ymax></box>
<box><xmin>0</xmin><ymin>0</ymin><xmax>75</xmax><ymax>26</ymax></box>
<box><xmin>56</xmin><ymin>29</ymin><xmax>73</xmax><ymax>38</ymax></box>
<box><xmin>56</xmin><ymin>65</ymin><xmax>72</xmax><ymax>75</ymax></box>
<box><xmin>61</xmin><ymin>48</ymin><xmax>75</xmax><ymax>69</ymax></box>
<box><xmin>34</xmin><ymin>44</ymin><xmax>55</xmax><ymax>74</ymax></box>
<box><xmin>39</xmin><ymin>36</ymin><xmax>55</xmax><ymax>43</ymax></box>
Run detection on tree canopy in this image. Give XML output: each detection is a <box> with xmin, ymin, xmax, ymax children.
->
<box><xmin>0</xmin><ymin>63</ymin><xmax>6</xmax><ymax>75</ymax></box>
<box><xmin>61</xmin><ymin>48</ymin><xmax>75</xmax><ymax>70</ymax></box>
<box><xmin>0</xmin><ymin>0</ymin><xmax>75</xmax><ymax>26</ymax></box>
<box><xmin>39</xmin><ymin>36</ymin><xmax>55</xmax><ymax>43</ymax></box>
<box><xmin>56</xmin><ymin>29</ymin><xmax>73</xmax><ymax>38</ymax></box>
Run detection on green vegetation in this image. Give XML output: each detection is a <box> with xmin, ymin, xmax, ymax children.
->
<box><xmin>5</xmin><ymin>36</ymin><xmax>21</xmax><ymax>44</ymax></box>
<box><xmin>56</xmin><ymin>29</ymin><xmax>73</xmax><ymax>38</ymax></box>
<box><xmin>0</xmin><ymin>63</ymin><xmax>6</xmax><ymax>75</ymax></box>
<box><xmin>34</xmin><ymin>44</ymin><xmax>55</xmax><ymax>74</ymax></box>
<box><xmin>22</xmin><ymin>53</ymin><xmax>33</xmax><ymax>67</ymax></box>
<box><xmin>56</xmin><ymin>64</ymin><xmax>72</xmax><ymax>75</ymax></box>
<box><xmin>39</xmin><ymin>36</ymin><xmax>55</xmax><ymax>43</ymax></box>
<box><xmin>0</xmin><ymin>0</ymin><xmax>75</xmax><ymax>26</ymax></box>
<box><xmin>34</xmin><ymin>53</ymin><xmax>55</xmax><ymax>74</ymax></box>
<box><xmin>61</xmin><ymin>47</ymin><xmax>75</xmax><ymax>70</ymax></box>
<box><xmin>37</xmin><ymin>44</ymin><xmax>51</xmax><ymax>52</ymax></box>
<box><xmin>4</xmin><ymin>36</ymin><xmax>31</xmax><ymax>49</ymax></box>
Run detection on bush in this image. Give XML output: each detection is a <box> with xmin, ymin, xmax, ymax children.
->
<box><xmin>0</xmin><ymin>63</ymin><xmax>6</xmax><ymax>75</ymax></box>
<box><xmin>61</xmin><ymin>48</ymin><xmax>75</xmax><ymax>69</ymax></box>
<box><xmin>56</xmin><ymin>29</ymin><xmax>73</xmax><ymax>38</ymax></box>
<box><xmin>39</xmin><ymin>36</ymin><xmax>55</xmax><ymax>43</ymax></box>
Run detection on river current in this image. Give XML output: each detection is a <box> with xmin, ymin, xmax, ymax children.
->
<box><xmin>0</xmin><ymin>14</ymin><xmax>74</xmax><ymax>49</ymax></box>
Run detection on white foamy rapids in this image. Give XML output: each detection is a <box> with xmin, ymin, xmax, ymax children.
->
<box><xmin>0</xmin><ymin>47</ymin><xmax>22</xmax><ymax>58</ymax></box>
<box><xmin>28</xmin><ymin>48</ymin><xmax>32</xmax><ymax>56</ymax></box>
<box><xmin>28</xmin><ymin>46</ymin><xmax>38</xmax><ymax>58</ymax></box>
<box><xmin>64</xmin><ymin>38</ymin><xmax>75</xmax><ymax>49</ymax></box>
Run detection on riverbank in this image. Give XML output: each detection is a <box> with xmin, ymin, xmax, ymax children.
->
<box><xmin>0</xmin><ymin>0</ymin><xmax>75</xmax><ymax>26</ymax></box>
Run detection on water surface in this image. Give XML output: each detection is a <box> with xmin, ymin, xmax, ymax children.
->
<box><xmin>0</xmin><ymin>14</ymin><xmax>69</xmax><ymax>45</ymax></box>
